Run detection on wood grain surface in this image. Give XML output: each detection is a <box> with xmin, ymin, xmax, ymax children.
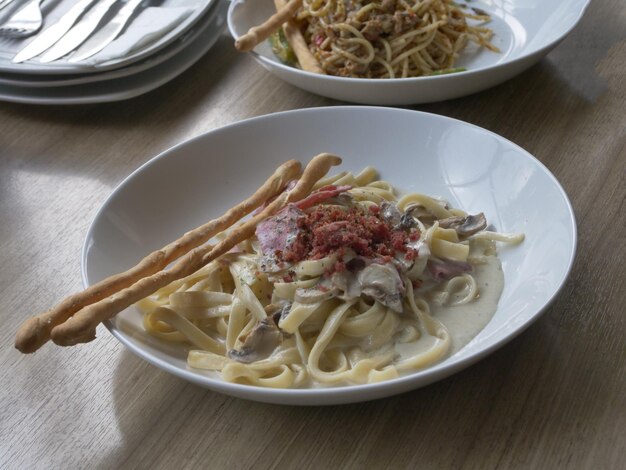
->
<box><xmin>1</xmin><ymin>0</ymin><xmax>624</xmax><ymax>468</ymax></box>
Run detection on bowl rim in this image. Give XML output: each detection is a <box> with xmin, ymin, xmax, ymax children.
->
<box><xmin>226</xmin><ymin>0</ymin><xmax>592</xmax><ymax>85</ymax></box>
<box><xmin>83</xmin><ymin>106</ymin><xmax>578</xmax><ymax>403</ymax></box>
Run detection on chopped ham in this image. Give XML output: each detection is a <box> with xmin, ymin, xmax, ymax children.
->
<box><xmin>295</xmin><ymin>185</ymin><xmax>352</xmax><ymax>210</ymax></box>
<box><xmin>255</xmin><ymin>185</ymin><xmax>352</xmax><ymax>257</ymax></box>
<box><xmin>427</xmin><ymin>258</ymin><xmax>473</xmax><ymax>281</ymax></box>
<box><xmin>255</xmin><ymin>204</ymin><xmax>303</xmax><ymax>256</ymax></box>
<box><xmin>255</xmin><ymin>189</ymin><xmax>422</xmax><ymax>281</ymax></box>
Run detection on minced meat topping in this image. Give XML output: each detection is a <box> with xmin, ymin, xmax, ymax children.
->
<box><xmin>276</xmin><ymin>204</ymin><xmax>420</xmax><ymax>265</ymax></box>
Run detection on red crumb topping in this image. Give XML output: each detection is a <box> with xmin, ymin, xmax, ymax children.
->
<box><xmin>391</xmin><ymin>231</ymin><xmax>407</xmax><ymax>251</ymax></box>
<box><xmin>281</xmin><ymin>204</ymin><xmax>420</xmax><ymax>264</ymax></box>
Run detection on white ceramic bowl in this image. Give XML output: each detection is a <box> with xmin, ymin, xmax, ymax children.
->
<box><xmin>227</xmin><ymin>0</ymin><xmax>591</xmax><ymax>105</ymax></box>
<box><xmin>83</xmin><ymin>106</ymin><xmax>576</xmax><ymax>405</ymax></box>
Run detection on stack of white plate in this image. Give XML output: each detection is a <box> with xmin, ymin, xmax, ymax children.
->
<box><xmin>0</xmin><ymin>0</ymin><xmax>227</xmax><ymax>104</ymax></box>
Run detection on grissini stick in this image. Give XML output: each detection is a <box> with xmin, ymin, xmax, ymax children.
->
<box><xmin>50</xmin><ymin>154</ymin><xmax>342</xmax><ymax>347</ymax></box>
<box><xmin>274</xmin><ymin>0</ymin><xmax>325</xmax><ymax>74</ymax></box>
<box><xmin>15</xmin><ymin>159</ymin><xmax>302</xmax><ymax>353</ymax></box>
<box><xmin>235</xmin><ymin>0</ymin><xmax>302</xmax><ymax>52</ymax></box>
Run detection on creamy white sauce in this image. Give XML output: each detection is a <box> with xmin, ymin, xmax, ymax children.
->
<box><xmin>121</xmin><ymin>237</ymin><xmax>506</xmax><ymax>387</ymax></box>
<box><xmin>381</xmin><ymin>189</ymin><xmax>506</xmax><ymax>367</ymax></box>
<box><xmin>429</xmin><ymin>255</ymin><xmax>503</xmax><ymax>355</ymax></box>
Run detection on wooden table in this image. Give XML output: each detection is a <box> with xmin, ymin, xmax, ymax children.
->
<box><xmin>1</xmin><ymin>1</ymin><xmax>624</xmax><ymax>467</ymax></box>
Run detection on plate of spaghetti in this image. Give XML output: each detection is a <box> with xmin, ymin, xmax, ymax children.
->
<box><xmin>228</xmin><ymin>0</ymin><xmax>591</xmax><ymax>104</ymax></box>
<box><xmin>25</xmin><ymin>107</ymin><xmax>575</xmax><ymax>405</ymax></box>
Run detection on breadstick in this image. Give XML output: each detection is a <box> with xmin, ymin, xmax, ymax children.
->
<box><xmin>273</xmin><ymin>0</ymin><xmax>324</xmax><ymax>74</ymax></box>
<box><xmin>235</xmin><ymin>0</ymin><xmax>302</xmax><ymax>52</ymax></box>
<box><xmin>15</xmin><ymin>160</ymin><xmax>302</xmax><ymax>354</ymax></box>
<box><xmin>50</xmin><ymin>153</ymin><xmax>342</xmax><ymax>346</ymax></box>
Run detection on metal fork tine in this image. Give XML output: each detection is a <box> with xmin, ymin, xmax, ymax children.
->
<box><xmin>0</xmin><ymin>0</ymin><xmax>45</xmax><ymax>37</ymax></box>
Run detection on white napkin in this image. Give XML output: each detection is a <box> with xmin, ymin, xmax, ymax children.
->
<box><xmin>83</xmin><ymin>5</ymin><xmax>194</xmax><ymax>65</ymax></box>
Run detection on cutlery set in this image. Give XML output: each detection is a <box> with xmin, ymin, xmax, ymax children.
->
<box><xmin>0</xmin><ymin>0</ymin><xmax>146</xmax><ymax>63</ymax></box>
<box><xmin>0</xmin><ymin>0</ymin><xmax>226</xmax><ymax>104</ymax></box>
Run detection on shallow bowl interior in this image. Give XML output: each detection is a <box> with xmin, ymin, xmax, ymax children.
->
<box><xmin>83</xmin><ymin>106</ymin><xmax>576</xmax><ymax>405</ymax></box>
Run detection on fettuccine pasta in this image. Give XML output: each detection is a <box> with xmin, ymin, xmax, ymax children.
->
<box><xmin>137</xmin><ymin>167</ymin><xmax>523</xmax><ymax>388</ymax></box>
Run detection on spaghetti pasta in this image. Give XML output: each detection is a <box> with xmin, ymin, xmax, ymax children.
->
<box><xmin>243</xmin><ymin>0</ymin><xmax>499</xmax><ymax>78</ymax></box>
<box><xmin>138</xmin><ymin>165</ymin><xmax>523</xmax><ymax>388</ymax></box>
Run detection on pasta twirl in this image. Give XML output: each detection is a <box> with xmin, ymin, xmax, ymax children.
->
<box><xmin>138</xmin><ymin>166</ymin><xmax>523</xmax><ymax>388</ymax></box>
<box><xmin>239</xmin><ymin>0</ymin><xmax>499</xmax><ymax>78</ymax></box>
<box><xmin>297</xmin><ymin>0</ymin><xmax>499</xmax><ymax>78</ymax></box>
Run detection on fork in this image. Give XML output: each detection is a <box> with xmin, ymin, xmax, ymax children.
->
<box><xmin>0</xmin><ymin>0</ymin><xmax>45</xmax><ymax>37</ymax></box>
<box><xmin>0</xmin><ymin>0</ymin><xmax>19</xmax><ymax>12</ymax></box>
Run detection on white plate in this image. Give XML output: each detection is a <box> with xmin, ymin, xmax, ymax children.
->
<box><xmin>0</xmin><ymin>0</ymin><xmax>217</xmax><ymax>74</ymax></box>
<box><xmin>0</xmin><ymin>0</ymin><xmax>227</xmax><ymax>104</ymax></box>
<box><xmin>82</xmin><ymin>106</ymin><xmax>577</xmax><ymax>405</ymax></box>
<box><xmin>0</xmin><ymin>0</ymin><xmax>223</xmax><ymax>88</ymax></box>
<box><xmin>228</xmin><ymin>0</ymin><xmax>591</xmax><ymax>104</ymax></box>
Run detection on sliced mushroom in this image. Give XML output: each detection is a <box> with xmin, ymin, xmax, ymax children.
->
<box><xmin>357</xmin><ymin>263</ymin><xmax>405</xmax><ymax>312</ymax></box>
<box><xmin>272</xmin><ymin>302</ymin><xmax>291</xmax><ymax>326</ymax></box>
<box><xmin>380</xmin><ymin>202</ymin><xmax>402</xmax><ymax>227</ymax></box>
<box><xmin>228</xmin><ymin>318</ymin><xmax>282</xmax><ymax>363</ymax></box>
<box><xmin>346</xmin><ymin>257</ymin><xmax>367</xmax><ymax>272</ymax></box>
<box><xmin>399</xmin><ymin>211</ymin><xmax>418</xmax><ymax>230</ymax></box>
<box><xmin>438</xmin><ymin>213</ymin><xmax>487</xmax><ymax>238</ymax></box>
<box><xmin>264</xmin><ymin>302</ymin><xmax>293</xmax><ymax>327</ymax></box>
<box><xmin>330</xmin><ymin>269</ymin><xmax>362</xmax><ymax>299</ymax></box>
